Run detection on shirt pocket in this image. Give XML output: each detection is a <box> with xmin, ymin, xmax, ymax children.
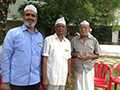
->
<box><xmin>14</xmin><ymin>33</ymin><xmax>28</xmax><ymax>50</ymax></box>
<box><xmin>14</xmin><ymin>36</ymin><xmax>25</xmax><ymax>48</ymax></box>
<box><xmin>88</xmin><ymin>45</ymin><xmax>94</xmax><ymax>54</ymax></box>
<box><xmin>33</xmin><ymin>44</ymin><xmax>43</xmax><ymax>70</ymax></box>
<box><xmin>35</xmin><ymin>46</ymin><xmax>43</xmax><ymax>57</ymax></box>
<box><xmin>63</xmin><ymin>47</ymin><xmax>70</xmax><ymax>60</ymax></box>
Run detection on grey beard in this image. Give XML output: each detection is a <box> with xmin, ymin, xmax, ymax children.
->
<box><xmin>23</xmin><ymin>19</ymin><xmax>37</xmax><ymax>29</ymax></box>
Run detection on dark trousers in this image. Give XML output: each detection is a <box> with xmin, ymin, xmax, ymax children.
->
<box><xmin>10</xmin><ymin>83</ymin><xmax>40</xmax><ymax>90</ymax></box>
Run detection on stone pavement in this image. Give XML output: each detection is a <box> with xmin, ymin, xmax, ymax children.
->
<box><xmin>100</xmin><ymin>44</ymin><xmax>120</xmax><ymax>57</ymax></box>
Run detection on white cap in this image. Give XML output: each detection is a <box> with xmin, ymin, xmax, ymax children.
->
<box><xmin>90</xmin><ymin>28</ymin><xmax>92</xmax><ymax>32</ymax></box>
<box><xmin>80</xmin><ymin>20</ymin><xmax>89</xmax><ymax>25</ymax></box>
<box><xmin>76</xmin><ymin>32</ymin><xmax>80</xmax><ymax>35</ymax></box>
<box><xmin>24</xmin><ymin>4</ymin><xmax>37</xmax><ymax>13</ymax></box>
<box><xmin>55</xmin><ymin>17</ymin><xmax>66</xmax><ymax>26</ymax></box>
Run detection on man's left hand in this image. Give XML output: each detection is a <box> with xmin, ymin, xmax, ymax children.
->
<box><xmin>66</xmin><ymin>75</ymin><xmax>71</xmax><ymax>89</ymax></box>
<box><xmin>82</xmin><ymin>53</ymin><xmax>92</xmax><ymax>60</ymax></box>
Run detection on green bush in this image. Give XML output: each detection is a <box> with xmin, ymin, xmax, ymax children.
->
<box><xmin>92</xmin><ymin>26</ymin><xmax>112</xmax><ymax>44</ymax></box>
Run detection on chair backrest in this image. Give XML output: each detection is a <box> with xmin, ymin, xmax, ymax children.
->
<box><xmin>94</xmin><ymin>62</ymin><xmax>112</xmax><ymax>89</ymax></box>
<box><xmin>112</xmin><ymin>63</ymin><xmax>120</xmax><ymax>77</ymax></box>
<box><xmin>39</xmin><ymin>85</ymin><xmax>42</xmax><ymax>90</ymax></box>
<box><xmin>94</xmin><ymin>62</ymin><xmax>112</xmax><ymax>78</ymax></box>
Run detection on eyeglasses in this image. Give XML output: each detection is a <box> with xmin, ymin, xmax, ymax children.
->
<box><xmin>24</xmin><ymin>13</ymin><xmax>36</xmax><ymax>17</ymax></box>
<box><xmin>56</xmin><ymin>24</ymin><xmax>66</xmax><ymax>28</ymax></box>
<box><xmin>80</xmin><ymin>27</ymin><xmax>89</xmax><ymax>30</ymax></box>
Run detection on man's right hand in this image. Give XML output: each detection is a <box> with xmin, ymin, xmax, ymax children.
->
<box><xmin>42</xmin><ymin>77</ymin><xmax>49</xmax><ymax>90</ymax></box>
<box><xmin>77</xmin><ymin>54</ymin><xmax>84</xmax><ymax>60</ymax></box>
<box><xmin>1</xmin><ymin>83</ymin><xmax>11</xmax><ymax>90</ymax></box>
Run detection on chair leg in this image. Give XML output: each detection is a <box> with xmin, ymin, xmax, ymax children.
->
<box><xmin>114</xmin><ymin>83</ymin><xmax>117</xmax><ymax>90</ymax></box>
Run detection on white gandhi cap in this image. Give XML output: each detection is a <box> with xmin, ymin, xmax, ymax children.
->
<box><xmin>80</xmin><ymin>20</ymin><xmax>89</xmax><ymax>25</ymax></box>
<box><xmin>90</xmin><ymin>28</ymin><xmax>92</xmax><ymax>32</ymax></box>
<box><xmin>55</xmin><ymin>17</ymin><xmax>66</xmax><ymax>26</ymax></box>
<box><xmin>24</xmin><ymin>4</ymin><xmax>37</xmax><ymax>13</ymax></box>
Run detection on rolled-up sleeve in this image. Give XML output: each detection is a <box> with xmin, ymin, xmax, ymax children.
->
<box><xmin>68</xmin><ymin>42</ymin><xmax>71</xmax><ymax>59</ymax></box>
<box><xmin>42</xmin><ymin>38</ymin><xmax>50</xmax><ymax>57</ymax></box>
<box><xmin>94</xmin><ymin>41</ymin><xmax>101</xmax><ymax>55</ymax></box>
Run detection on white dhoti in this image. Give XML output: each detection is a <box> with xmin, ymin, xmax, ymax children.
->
<box><xmin>47</xmin><ymin>85</ymin><xmax>65</xmax><ymax>90</ymax></box>
<box><xmin>74</xmin><ymin>68</ymin><xmax>94</xmax><ymax>90</ymax></box>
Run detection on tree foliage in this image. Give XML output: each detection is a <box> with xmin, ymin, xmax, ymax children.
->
<box><xmin>90</xmin><ymin>0</ymin><xmax>120</xmax><ymax>27</ymax></box>
<box><xmin>18</xmin><ymin>0</ymin><xmax>120</xmax><ymax>37</ymax></box>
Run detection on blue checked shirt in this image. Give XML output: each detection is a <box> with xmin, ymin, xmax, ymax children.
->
<box><xmin>1</xmin><ymin>24</ymin><xmax>44</xmax><ymax>86</ymax></box>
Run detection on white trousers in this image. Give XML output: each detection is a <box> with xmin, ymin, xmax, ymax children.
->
<box><xmin>47</xmin><ymin>85</ymin><xmax>65</xmax><ymax>90</ymax></box>
<box><xmin>74</xmin><ymin>68</ymin><xmax>94</xmax><ymax>90</ymax></box>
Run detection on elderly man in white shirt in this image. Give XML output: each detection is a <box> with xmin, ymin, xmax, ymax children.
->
<box><xmin>42</xmin><ymin>17</ymin><xmax>71</xmax><ymax>90</ymax></box>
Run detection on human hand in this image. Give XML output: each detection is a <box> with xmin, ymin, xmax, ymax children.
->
<box><xmin>66</xmin><ymin>75</ymin><xmax>71</xmax><ymax>89</ymax></box>
<box><xmin>42</xmin><ymin>77</ymin><xmax>49</xmax><ymax>90</ymax></box>
<box><xmin>77</xmin><ymin>54</ymin><xmax>84</xmax><ymax>60</ymax></box>
<box><xmin>1</xmin><ymin>83</ymin><xmax>11</xmax><ymax>90</ymax></box>
<box><xmin>82</xmin><ymin>53</ymin><xmax>92</xmax><ymax>60</ymax></box>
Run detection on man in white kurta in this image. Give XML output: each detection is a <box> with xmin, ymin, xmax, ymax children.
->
<box><xmin>71</xmin><ymin>20</ymin><xmax>101</xmax><ymax>90</ymax></box>
<box><xmin>42</xmin><ymin>17</ymin><xmax>71</xmax><ymax>90</ymax></box>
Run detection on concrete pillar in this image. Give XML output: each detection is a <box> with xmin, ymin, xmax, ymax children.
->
<box><xmin>112</xmin><ymin>31</ymin><xmax>119</xmax><ymax>43</ymax></box>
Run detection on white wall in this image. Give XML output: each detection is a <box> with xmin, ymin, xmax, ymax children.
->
<box><xmin>7</xmin><ymin>0</ymin><xmax>28</xmax><ymax>20</ymax></box>
<box><xmin>111</xmin><ymin>9</ymin><xmax>120</xmax><ymax>43</ymax></box>
<box><xmin>112</xmin><ymin>31</ymin><xmax>119</xmax><ymax>42</ymax></box>
<box><xmin>7</xmin><ymin>0</ymin><xmax>40</xmax><ymax>20</ymax></box>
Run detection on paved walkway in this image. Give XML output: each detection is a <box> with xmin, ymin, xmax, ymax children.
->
<box><xmin>100</xmin><ymin>45</ymin><xmax>120</xmax><ymax>57</ymax></box>
<box><xmin>0</xmin><ymin>45</ymin><xmax>120</xmax><ymax>57</ymax></box>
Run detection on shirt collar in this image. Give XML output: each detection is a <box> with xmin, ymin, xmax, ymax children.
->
<box><xmin>21</xmin><ymin>24</ymin><xmax>39</xmax><ymax>34</ymax></box>
<box><xmin>88</xmin><ymin>33</ymin><xmax>93</xmax><ymax>38</ymax></box>
<box><xmin>53</xmin><ymin>33</ymin><xmax>66</xmax><ymax>42</ymax></box>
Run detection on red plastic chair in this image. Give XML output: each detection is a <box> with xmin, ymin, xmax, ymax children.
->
<box><xmin>112</xmin><ymin>63</ymin><xmax>120</xmax><ymax>90</ymax></box>
<box><xmin>39</xmin><ymin>85</ymin><xmax>42</xmax><ymax>90</ymax></box>
<box><xmin>94</xmin><ymin>62</ymin><xmax>112</xmax><ymax>90</ymax></box>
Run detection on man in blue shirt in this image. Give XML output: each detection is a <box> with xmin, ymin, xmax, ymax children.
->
<box><xmin>0</xmin><ymin>4</ymin><xmax>44</xmax><ymax>90</ymax></box>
